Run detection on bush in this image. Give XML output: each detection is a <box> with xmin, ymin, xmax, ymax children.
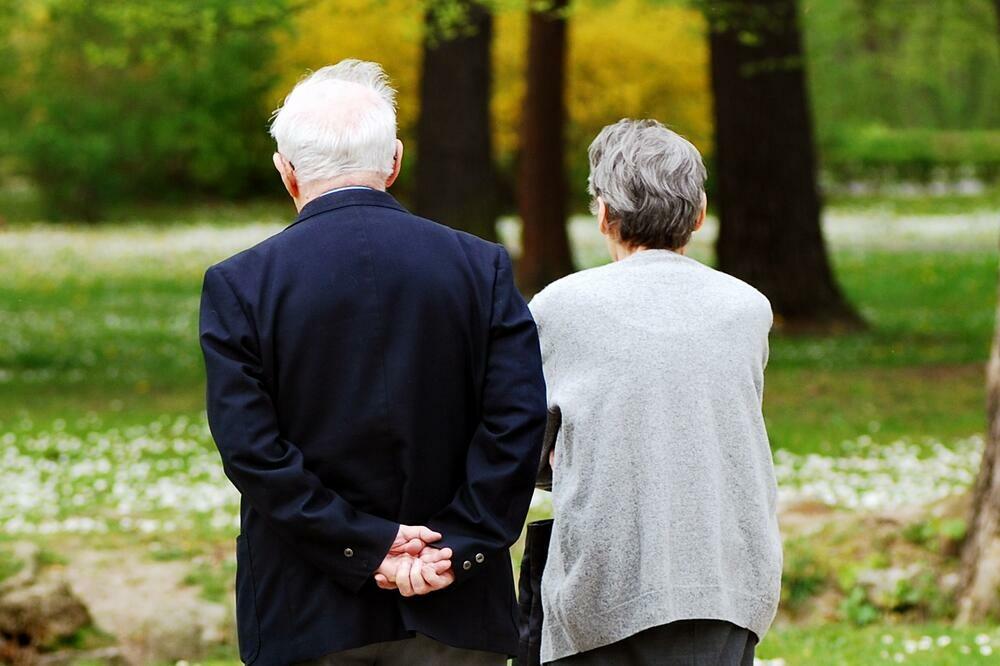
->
<box><xmin>782</xmin><ymin>538</ymin><xmax>832</xmax><ymax>611</ymax></box>
<box><xmin>822</xmin><ymin>126</ymin><xmax>1000</xmax><ymax>185</ymax></box>
<box><xmin>3</xmin><ymin>0</ymin><xmax>288</xmax><ymax>220</ymax></box>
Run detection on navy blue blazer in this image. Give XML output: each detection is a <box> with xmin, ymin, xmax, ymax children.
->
<box><xmin>199</xmin><ymin>189</ymin><xmax>546</xmax><ymax>665</ymax></box>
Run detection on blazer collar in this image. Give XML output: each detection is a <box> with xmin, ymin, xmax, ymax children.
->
<box><xmin>288</xmin><ymin>188</ymin><xmax>408</xmax><ymax>229</ymax></box>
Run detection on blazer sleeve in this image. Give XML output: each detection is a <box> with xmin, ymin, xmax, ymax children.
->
<box><xmin>426</xmin><ymin>247</ymin><xmax>547</xmax><ymax>584</ymax></box>
<box><xmin>199</xmin><ymin>265</ymin><xmax>399</xmax><ymax>593</ymax></box>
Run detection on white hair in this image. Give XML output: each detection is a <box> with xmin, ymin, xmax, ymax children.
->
<box><xmin>269</xmin><ymin>59</ymin><xmax>398</xmax><ymax>184</ymax></box>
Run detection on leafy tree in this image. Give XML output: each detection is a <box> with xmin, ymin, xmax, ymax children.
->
<box><xmin>803</xmin><ymin>0</ymin><xmax>1000</xmax><ymax>137</ymax></box>
<box><xmin>7</xmin><ymin>0</ymin><xmax>287</xmax><ymax>220</ymax></box>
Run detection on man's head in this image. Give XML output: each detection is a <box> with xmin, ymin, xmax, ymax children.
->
<box><xmin>588</xmin><ymin>119</ymin><xmax>707</xmax><ymax>257</ymax></box>
<box><xmin>269</xmin><ymin>60</ymin><xmax>403</xmax><ymax>208</ymax></box>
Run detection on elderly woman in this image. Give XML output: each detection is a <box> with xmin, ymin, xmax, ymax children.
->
<box><xmin>529</xmin><ymin>119</ymin><xmax>782</xmax><ymax>665</ymax></box>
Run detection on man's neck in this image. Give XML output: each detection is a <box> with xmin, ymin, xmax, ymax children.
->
<box><xmin>295</xmin><ymin>173</ymin><xmax>387</xmax><ymax>211</ymax></box>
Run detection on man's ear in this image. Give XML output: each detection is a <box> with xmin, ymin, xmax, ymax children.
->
<box><xmin>597</xmin><ymin>197</ymin><xmax>612</xmax><ymax>236</ymax></box>
<box><xmin>385</xmin><ymin>140</ymin><xmax>404</xmax><ymax>189</ymax></box>
<box><xmin>694</xmin><ymin>191</ymin><xmax>707</xmax><ymax>232</ymax></box>
<box><xmin>273</xmin><ymin>152</ymin><xmax>299</xmax><ymax>200</ymax></box>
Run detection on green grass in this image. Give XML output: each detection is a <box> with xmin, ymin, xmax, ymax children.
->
<box><xmin>825</xmin><ymin>188</ymin><xmax>1000</xmax><ymax>217</ymax></box>
<box><xmin>757</xmin><ymin>624</ymin><xmax>1000</xmax><ymax>665</ymax></box>
<box><xmin>134</xmin><ymin>625</ymin><xmax>1000</xmax><ymax>666</ymax></box>
<box><xmin>0</xmin><ymin>544</ymin><xmax>24</xmax><ymax>583</ymax></box>
<box><xmin>183</xmin><ymin>559</ymin><xmax>236</xmax><ymax>604</ymax></box>
<box><xmin>2</xmin><ymin>227</ymin><xmax>993</xmax><ymax>455</ymax></box>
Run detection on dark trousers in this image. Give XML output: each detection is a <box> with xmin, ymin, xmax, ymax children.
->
<box><xmin>547</xmin><ymin>620</ymin><xmax>757</xmax><ymax>666</ymax></box>
<box><xmin>294</xmin><ymin>633</ymin><xmax>507</xmax><ymax>666</ymax></box>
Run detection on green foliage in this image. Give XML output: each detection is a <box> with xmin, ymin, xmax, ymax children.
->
<box><xmin>0</xmin><ymin>546</ymin><xmax>24</xmax><ymax>583</ymax></box>
<box><xmin>903</xmin><ymin>519</ymin><xmax>967</xmax><ymax>553</ymax></box>
<box><xmin>841</xmin><ymin>585</ymin><xmax>880</xmax><ymax>626</ymax></box>
<box><xmin>183</xmin><ymin>559</ymin><xmax>235</xmax><ymax>604</ymax></box>
<box><xmin>4</xmin><ymin>0</ymin><xmax>289</xmax><ymax>220</ymax></box>
<box><xmin>782</xmin><ymin>538</ymin><xmax>831</xmax><ymax>610</ymax></box>
<box><xmin>889</xmin><ymin>571</ymin><xmax>956</xmax><ymax>618</ymax></box>
<box><xmin>824</xmin><ymin>126</ymin><xmax>1000</xmax><ymax>184</ymax></box>
<box><xmin>48</xmin><ymin>625</ymin><xmax>116</xmax><ymax>651</ymax></box>
<box><xmin>803</xmin><ymin>0</ymin><xmax>1000</xmax><ymax>135</ymax></box>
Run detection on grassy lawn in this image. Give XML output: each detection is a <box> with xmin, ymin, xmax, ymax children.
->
<box><xmin>0</xmin><ymin>206</ymin><xmax>997</xmax><ymax>662</ymax></box>
<box><xmin>757</xmin><ymin>624</ymin><xmax>1000</xmax><ymax>665</ymax></box>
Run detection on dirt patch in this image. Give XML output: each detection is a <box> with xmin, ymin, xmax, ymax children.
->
<box><xmin>64</xmin><ymin>548</ymin><xmax>229</xmax><ymax>664</ymax></box>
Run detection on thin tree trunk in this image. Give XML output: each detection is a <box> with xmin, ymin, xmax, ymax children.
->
<box><xmin>517</xmin><ymin>0</ymin><xmax>574</xmax><ymax>294</ymax></box>
<box><xmin>957</xmin><ymin>266</ymin><xmax>1000</xmax><ymax>623</ymax></box>
<box><xmin>708</xmin><ymin>0</ymin><xmax>862</xmax><ymax>330</ymax></box>
<box><xmin>415</xmin><ymin>0</ymin><xmax>497</xmax><ymax>241</ymax></box>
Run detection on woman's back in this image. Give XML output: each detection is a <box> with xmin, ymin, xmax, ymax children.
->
<box><xmin>530</xmin><ymin>249</ymin><xmax>782</xmax><ymax>663</ymax></box>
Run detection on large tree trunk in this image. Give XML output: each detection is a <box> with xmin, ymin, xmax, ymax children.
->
<box><xmin>517</xmin><ymin>0</ymin><xmax>574</xmax><ymax>294</ymax></box>
<box><xmin>957</xmin><ymin>269</ymin><xmax>1000</xmax><ymax>623</ymax></box>
<box><xmin>708</xmin><ymin>0</ymin><xmax>861</xmax><ymax>330</ymax></box>
<box><xmin>415</xmin><ymin>0</ymin><xmax>497</xmax><ymax>241</ymax></box>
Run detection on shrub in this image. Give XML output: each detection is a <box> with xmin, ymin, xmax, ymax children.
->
<box><xmin>4</xmin><ymin>0</ymin><xmax>288</xmax><ymax>220</ymax></box>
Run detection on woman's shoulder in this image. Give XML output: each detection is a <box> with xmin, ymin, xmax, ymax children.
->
<box><xmin>529</xmin><ymin>263</ymin><xmax>617</xmax><ymax>319</ymax></box>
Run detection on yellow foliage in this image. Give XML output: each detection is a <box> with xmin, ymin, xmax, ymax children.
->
<box><xmin>270</xmin><ymin>0</ymin><xmax>425</xmax><ymax>136</ymax></box>
<box><xmin>271</xmin><ymin>0</ymin><xmax>712</xmax><ymax>174</ymax></box>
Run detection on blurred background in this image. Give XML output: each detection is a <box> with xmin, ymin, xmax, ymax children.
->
<box><xmin>1</xmin><ymin>0</ymin><xmax>999</xmax><ymax>664</ymax></box>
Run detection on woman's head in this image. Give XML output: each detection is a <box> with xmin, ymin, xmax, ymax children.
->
<box><xmin>588</xmin><ymin>119</ymin><xmax>707</xmax><ymax>257</ymax></box>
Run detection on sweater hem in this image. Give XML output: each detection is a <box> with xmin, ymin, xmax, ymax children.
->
<box><xmin>540</xmin><ymin>584</ymin><xmax>778</xmax><ymax>663</ymax></box>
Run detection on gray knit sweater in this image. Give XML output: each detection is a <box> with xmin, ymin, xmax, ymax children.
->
<box><xmin>529</xmin><ymin>250</ymin><xmax>782</xmax><ymax>662</ymax></box>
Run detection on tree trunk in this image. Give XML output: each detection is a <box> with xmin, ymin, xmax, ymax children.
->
<box><xmin>415</xmin><ymin>0</ymin><xmax>497</xmax><ymax>241</ymax></box>
<box><xmin>957</xmin><ymin>268</ymin><xmax>1000</xmax><ymax>623</ymax></box>
<box><xmin>708</xmin><ymin>0</ymin><xmax>862</xmax><ymax>330</ymax></box>
<box><xmin>517</xmin><ymin>0</ymin><xmax>574</xmax><ymax>294</ymax></box>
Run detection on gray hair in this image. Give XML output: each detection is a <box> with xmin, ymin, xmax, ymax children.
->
<box><xmin>588</xmin><ymin>119</ymin><xmax>707</xmax><ymax>250</ymax></box>
<box><xmin>269</xmin><ymin>59</ymin><xmax>398</xmax><ymax>184</ymax></box>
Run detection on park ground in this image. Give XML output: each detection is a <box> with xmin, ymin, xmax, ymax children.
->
<box><xmin>0</xmin><ymin>196</ymin><xmax>998</xmax><ymax>664</ymax></box>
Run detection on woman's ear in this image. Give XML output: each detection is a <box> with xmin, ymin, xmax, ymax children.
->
<box><xmin>597</xmin><ymin>197</ymin><xmax>611</xmax><ymax>236</ymax></box>
<box><xmin>694</xmin><ymin>191</ymin><xmax>707</xmax><ymax>232</ymax></box>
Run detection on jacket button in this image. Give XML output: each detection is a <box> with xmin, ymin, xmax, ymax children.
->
<box><xmin>475</xmin><ymin>553</ymin><xmax>485</xmax><ymax>564</ymax></box>
<box><xmin>463</xmin><ymin>560</ymin><xmax>472</xmax><ymax>571</ymax></box>
<box><xmin>344</xmin><ymin>548</ymin><xmax>354</xmax><ymax>558</ymax></box>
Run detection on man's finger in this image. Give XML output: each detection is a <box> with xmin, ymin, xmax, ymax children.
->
<box><xmin>401</xmin><ymin>524</ymin><xmax>442</xmax><ymax>544</ymax></box>
<box><xmin>419</xmin><ymin>547</ymin><xmax>452</xmax><ymax>563</ymax></box>
<box><xmin>410</xmin><ymin>558</ymin><xmax>429</xmax><ymax>595</ymax></box>
<box><xmin>417</xmin><ymin>526</ymin><xmax>442</xmax><ymax>543</ymax></box>
<box><xmin>422</xmin><ymin>565</ymin><xmax>455</xmax><ymax>592</ymax></box>
<box><xmin>402</xmin><ymin>538</ymin><xmax>424</xmax><ymax>555</ymax></box>
<box><xmin>431</xmin><ymin>560</ymin><xmax>451</xmax><ymax>574</ymax></box>
<box><xmin>395</xmin><ymin>557</ymin><xmax>414</xmax><ymax>597</ymax></box>
<box><xmin>374</xmin><ymin>574</ymin><xmax>397</xmax><ymax>590</ymax></box>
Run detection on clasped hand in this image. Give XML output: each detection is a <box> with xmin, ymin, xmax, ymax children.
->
<box><xmin>374</xmin><ymin>525</ymin><xmax>455</xmax><ymax>597</ymax></box>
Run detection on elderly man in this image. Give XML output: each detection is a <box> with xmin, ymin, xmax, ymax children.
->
<box><xmin>200</xmin><ymin>60</ymin><xmax>546</xmax><ymax>665</ymax></box>
<box><xmin>529</xmin><ymin>119</ymin><xmax>782</xmax><ymax>665</ymax></box>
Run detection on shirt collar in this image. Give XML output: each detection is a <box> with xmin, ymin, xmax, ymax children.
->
<box><xmin>317</xmin><ymin>185</ymin><xmax>374</xmax><ymax>198</ymax></box>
